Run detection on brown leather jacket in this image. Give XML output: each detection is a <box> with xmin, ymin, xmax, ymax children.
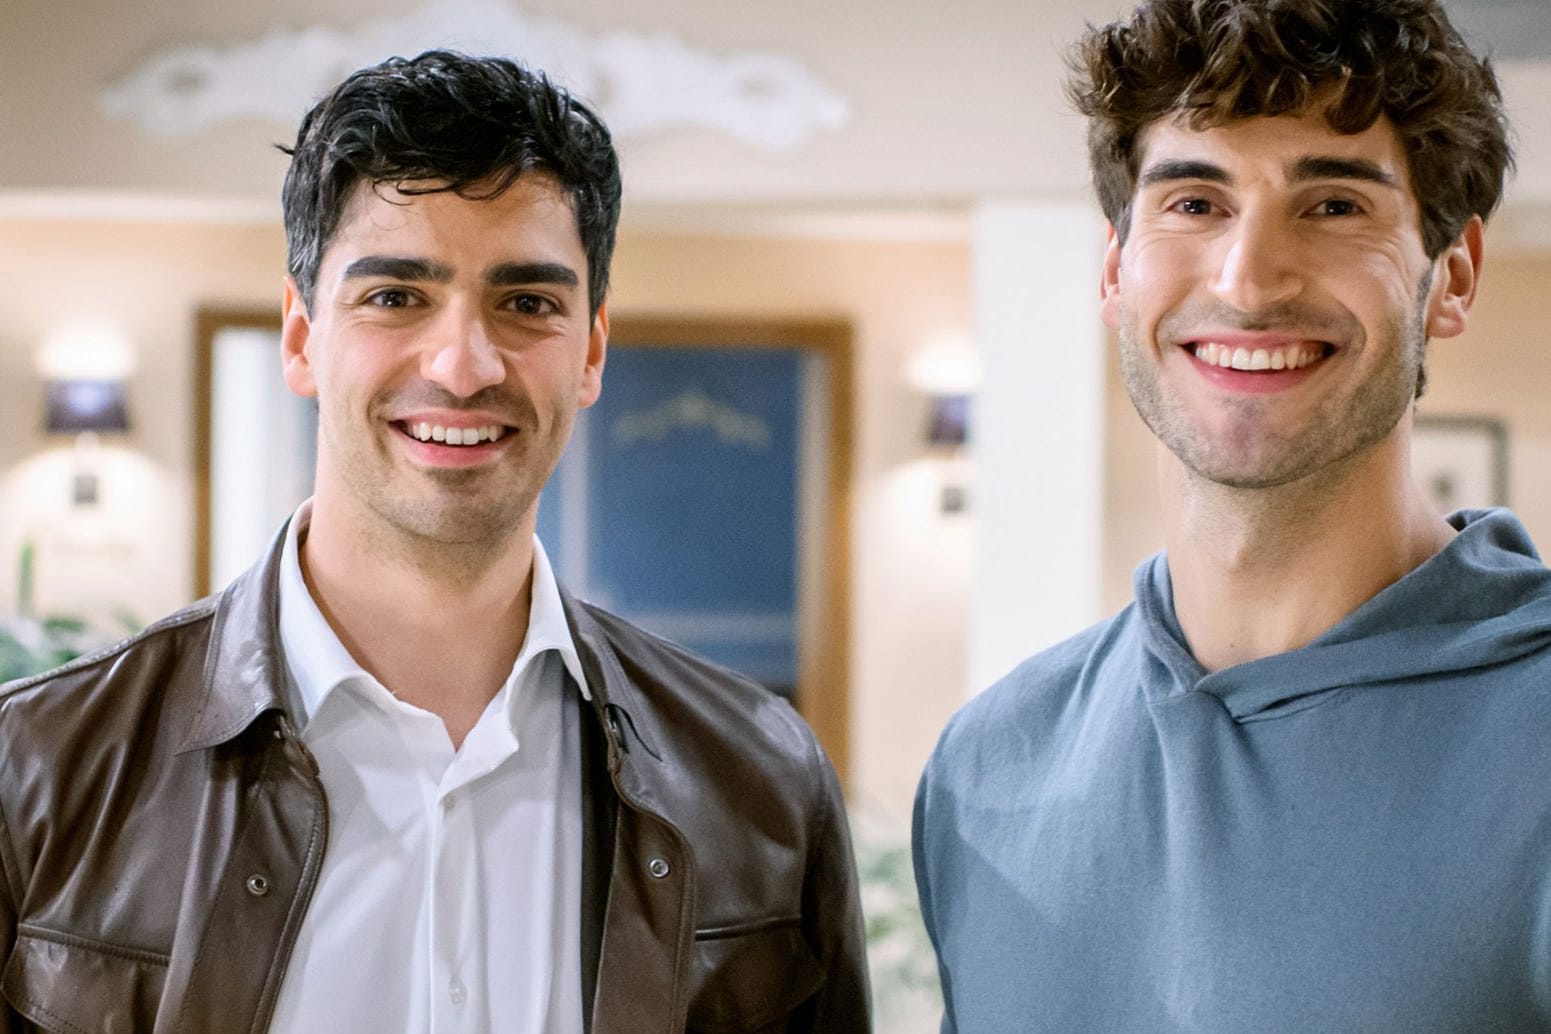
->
<box><xmin>0</xmin><ymin>533</ymin><xmax>870</xmax><ymax>1033</ymax></box>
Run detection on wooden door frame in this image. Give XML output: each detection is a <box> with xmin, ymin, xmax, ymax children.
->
<box><xmin>192</xmin><ymin>306</ymin><xmax>283</xmax><ymax>600</ymax></box>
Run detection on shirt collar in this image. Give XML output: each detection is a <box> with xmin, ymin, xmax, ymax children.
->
<box><xmin>276</xmin><ymin>500</ymin><xmax>590</xmax><ymax>730</ymax></box>
<box><xmin>519</xmin><ymin>528</ymin><xmax>592</xmax><ymax>703</ymax></box>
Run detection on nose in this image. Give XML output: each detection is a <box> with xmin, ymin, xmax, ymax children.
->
<box><xmin>422</xmin><ymin>305</ymin><xmax>506</xmax><ymax>398</ymax></box>
<box><xmin>1210</xmin><ymin>206</ymin><xmax>1303</xmax><ymax>313</ymax></box>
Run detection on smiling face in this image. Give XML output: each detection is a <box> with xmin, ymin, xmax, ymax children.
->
<box><xmin>280</xmin><ymin>173</ymin><xmax>606</xmax><ymax>554</ymax></box>
<box><xmin>1102</xmin><ymin>109</ymin><xmax>1479</xmax><ymax>491</ymax></box>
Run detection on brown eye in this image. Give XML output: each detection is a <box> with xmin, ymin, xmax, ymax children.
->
<box><xmin>1318</xmin><ymin>199</ymin><xmax>1358</xmax><ymax>216</ymax></box>
<box><xmin>369</xmin><ymin>288</ymin><xmax>413</xmax><ymax>308</ymax></box>
<box><xmin>510</xmin><ymin>294</ymin><xmax>553</xmax><ymax>315</ymax></box>
<box><xmin>1175</xmin><ymin>198</ymin><xmax>1214</xmax><ymax>216</ymax></box>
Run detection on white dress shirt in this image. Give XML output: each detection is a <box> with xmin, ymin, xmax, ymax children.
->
<box><xmin>268</xmin><ymin>501</ymin><xmax>588</xmax><ymax>1034</ymax></box>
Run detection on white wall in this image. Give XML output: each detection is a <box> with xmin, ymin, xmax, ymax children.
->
<box><xmin>969</xmin><ymin>200</ymin><xmax>1108</xmax><ymax>691</ymax></box>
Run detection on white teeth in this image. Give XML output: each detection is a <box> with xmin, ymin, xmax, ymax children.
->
<box><xmin>405</xmin><ymin>422</ymin><xmax>509</xmax><ymax>445</ymax></box>
<box><xmin>1191</xmin><ymin>342</ymin><xmax>1324</xmax><ymax>372</ymax></box>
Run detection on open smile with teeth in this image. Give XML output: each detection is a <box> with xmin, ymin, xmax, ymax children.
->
<box><xmin>1190</xmin><ymin>342</ymin><xmax>1328</xmax><ymax>371</ymax></box>
<box><xmin>402</xmin><ymin>422</ymin><xmax>509</xmax><ymax>446</ymax></box>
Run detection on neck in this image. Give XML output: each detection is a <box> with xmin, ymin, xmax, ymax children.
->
<box><xmin>1161</xmin><ymin>424</ymin><xmax>1454</xmax><ymax>672</ymax></box>
<box><xmin>299</xmin><ymin>486</ymin><xmax>536</xmax><ymax>748</ymax></box>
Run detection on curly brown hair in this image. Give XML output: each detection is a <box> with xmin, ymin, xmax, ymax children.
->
<box><xmin>1067</xmin><ymin>0</ymin><xmax>1513</xmax><ymax>256</ymax></box>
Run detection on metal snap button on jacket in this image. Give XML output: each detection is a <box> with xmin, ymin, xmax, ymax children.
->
<box><xmin>246</xmin><ymin>874</ymin><xmax>271</xmax><ymax>896</ymax></box>
<box><xmin>647</xmin><ymin>857</ymin><xmax>671</xmax><ymax>879</ymax></box>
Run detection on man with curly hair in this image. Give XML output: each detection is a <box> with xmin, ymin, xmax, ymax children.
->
<box><xmin>915</xmin><ymin>1</ymin><xmax>1548</xmax><ymax>1029</ymax></box>
<box><xmin>0</xmin><ymin>52</ymin><xmax>868</xmax><ymax>1032</ymax></box>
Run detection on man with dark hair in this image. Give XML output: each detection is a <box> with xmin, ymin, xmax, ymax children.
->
<box><xmin>914</xmin><ymin>1</ymin><xmax>1550</xmax><ymax>1030</ymax></box>
<box><xmin>0</xmin><ymin>52</ymin><xmax>868</xmax><ymax>1032</ymax></box>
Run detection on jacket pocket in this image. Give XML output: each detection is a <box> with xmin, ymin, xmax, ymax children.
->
<box><xmin>1</xmin><ymin>926</ymin><xmax>167</xmax><ymax>1033</ymax></box>
<box><xmin>686</xmin><ymin>919</ymin><xmax>825</xmax><ymax>1034</ymax></box>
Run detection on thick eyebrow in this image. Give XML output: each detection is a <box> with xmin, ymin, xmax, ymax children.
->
<box><xmin>341</xmin><ymin>256</ymin><xmax>454</xmax><ymax>282</ymax></box>
<box><xmin>485</xmin><ymin>261</ymin><xmax>580</xmax><ymax>289</ymax></box>
<box><xmin>1288</xmin><ymin>155</ymin><xmax>1399</xmax><ymax>188</ymax></box>
<box><xmin>1138</xmin><ymin>159</ymin><xmax>1231</xmax><ymax>188</ymax></box>
<box><xmin>1137</xmin><ymin>156</ymin><xmax>1399</xmax><ymax>192</ymax></box>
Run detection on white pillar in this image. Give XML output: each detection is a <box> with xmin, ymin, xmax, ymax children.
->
<box><xmin>968</xmin><ymin>199</ymin><xmax>1108</xmax><ymax>693</ymax></box>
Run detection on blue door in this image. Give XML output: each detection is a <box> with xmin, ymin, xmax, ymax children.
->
<box><xmin>538</xmin><ymin>345</ymin><xmax>812</xmax><ymax>697</ymax></box>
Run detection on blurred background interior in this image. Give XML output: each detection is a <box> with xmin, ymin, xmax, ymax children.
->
<box><xmin>2</xmin><ymin>0</ymin><xmax>1549</xmax><ymax>1024</ymax></box>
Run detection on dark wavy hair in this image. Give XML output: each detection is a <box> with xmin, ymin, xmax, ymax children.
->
<box><xmin>1067</xmin><ymin>0</ymin><xmax>1513</xmax><ymax>256</ymax></box>
<box><xmin>280</xmin><ymin>50</ymin><xmax>621</xmax><ymax>317</ymax></box>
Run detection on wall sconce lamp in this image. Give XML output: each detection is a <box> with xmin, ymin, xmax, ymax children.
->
<box><xmin>927</xmin><ymin>394</ymin><xmax>970</xmax><ymax>450</ymax></box>
<box><xmin>908</xmin><ymin>337</ymin><xmax>979</xmax><ymax>515</ymax></box>
<box><xmin>926</xmin><ymin>393</ymin><xmax>971</xmax><ymax>513</ymax></box>
<box><xmin>44</xmin><ymin>379</ymin><xmax>131</xmax><ymax>506</ymax></box>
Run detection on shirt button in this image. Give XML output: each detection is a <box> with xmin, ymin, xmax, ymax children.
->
<box><xmin>448</xmin><ymin>977</ymin><xmax>468</xmax><ymax>1006</ymax></box>
<box><xmin>442</xmin><ymin>794</ymin><xmax>456</xmax><ymax>812</ymax></box>
<box><xmin>648</xmin><ymin>857</ymin><xmax>671</xmax><ymax>879</ymax></box>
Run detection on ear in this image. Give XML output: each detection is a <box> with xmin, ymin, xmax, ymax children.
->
<box><xmin>577</xmin><ymin>300</ymin><xmax>609</xmax><ymax>409</ymax></box>
<box><xmin>1423</xmin><ymin>215</ymin><xmax>1484</xmax><ymax>340</ymax></box>
<box><xmin>1099</xmin><ymin>224</ymin><xmax>1123</xmax><ymax>330</ymax></box>
<box><xmin>280</xmin><ymin>277</ymin><xmax>319</xmax><ymax>398</ymax></box>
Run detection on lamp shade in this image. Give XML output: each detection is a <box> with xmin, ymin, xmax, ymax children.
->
<box><xmin>45</xmin><ymin>379</ymin><xmax>130</xmax><ymax>434</ymax></box>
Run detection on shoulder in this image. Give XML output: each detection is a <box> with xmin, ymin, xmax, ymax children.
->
<box><xmin>574</xmin><ymin>599</ymin><xmax>823</xmax><ymax>780</ymax></box>
<box><xmin>0</xmin><ymin>597</ymin><xmax>218</xmax><ymax>757</ymax></box>
<box><xmin>913</xmin><ymin>608</ymin><xmax>1139</xmax><ymax>898</ymax></box>
<box><xmin>931</xmin><ymin>607</ymin><xmax>1138</xmax><ymax>768</ymax></box>
<box><xmin>914</xmin><ymin>606</ymin><xmax>1143</xmax><ymax>847</ymax></box>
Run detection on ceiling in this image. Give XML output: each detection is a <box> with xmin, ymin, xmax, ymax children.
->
<box><xmin>0</xmin><ymin>0</ymin><xmax>1545</xmax><ymax>217</ymax></box>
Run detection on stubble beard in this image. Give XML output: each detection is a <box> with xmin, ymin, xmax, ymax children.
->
<box><xmin>1118</xmin><ymin>283</ymin><xmax>1430</xmax><ymax>495</ymax></box>
<box><xmin>323</xmin><ymin>393</ymin><xmax>575</xmax><ymax>577</ymax></box>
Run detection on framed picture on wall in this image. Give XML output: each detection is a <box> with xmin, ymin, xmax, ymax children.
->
<box><xmin>1411</xmin><ymin>414</ymin><xmax>1508</xmax><ymax>516</ymax></box>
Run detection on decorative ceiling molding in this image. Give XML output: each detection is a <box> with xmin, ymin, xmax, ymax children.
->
<box><xmin>98</xmin><ymin>0</ymin><xmax>850</xmax><ymax>152</ymax></box>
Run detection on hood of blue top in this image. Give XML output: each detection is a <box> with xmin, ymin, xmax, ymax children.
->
<box><xmin>1133</xmin><ymin>508</ymin><xmax>1551</xmax><ymax>719</ymax></box>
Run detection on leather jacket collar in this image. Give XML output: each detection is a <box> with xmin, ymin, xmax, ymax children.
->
<box><xmin>174</xmin><ymin>522</ymin><xmax>664</xmax><ymax>792</ymax></box>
